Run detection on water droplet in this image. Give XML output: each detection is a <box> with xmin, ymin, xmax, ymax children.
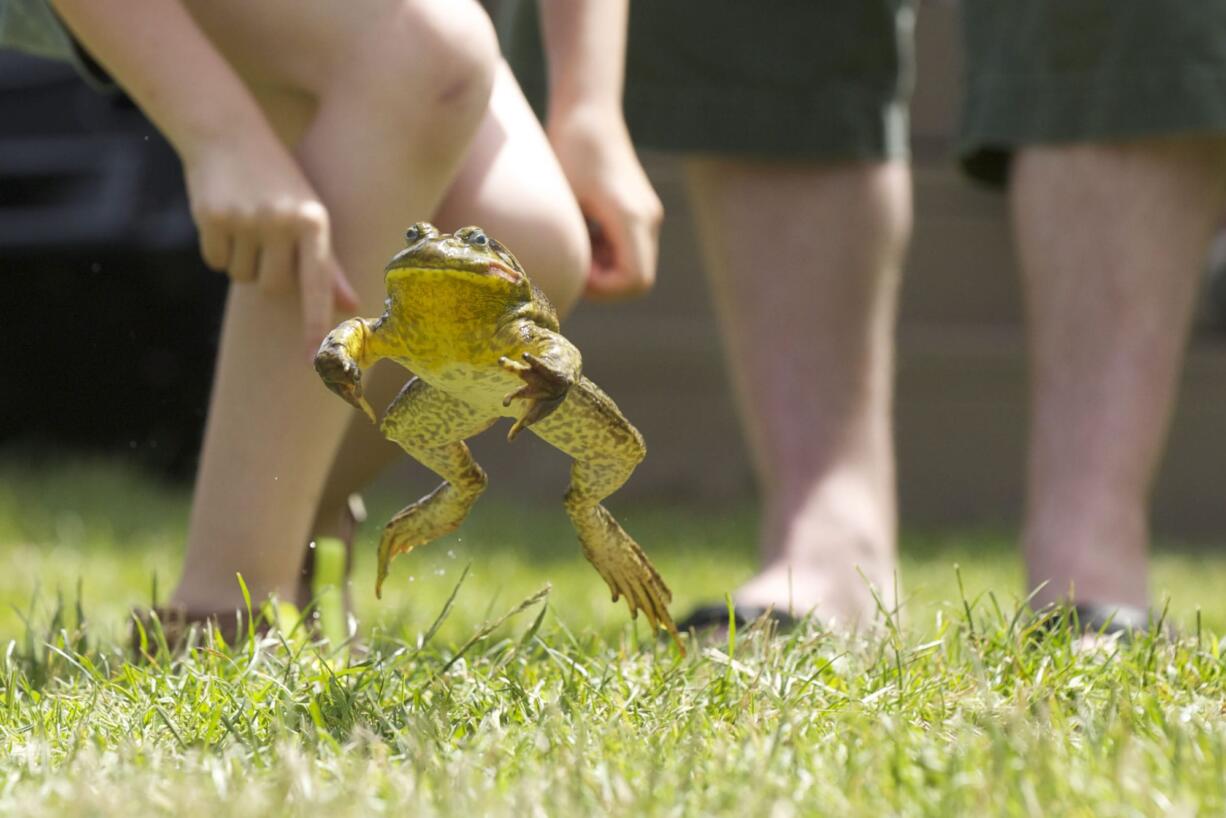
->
<box><xmin>434</xmin><ymin>568</ymin><xmax>445</xmax><ymax>576</ymax></box>
<box><xmin>408</xmin><ymin>576</ymin><xmax>415</xmax><ymax>583</ymax></box>
<box><xmin>308</xmin><ymin>541</ymin><xmax>317</xmax><ymax>550</ymax></box>
<box><xmin>447</xmin><ymin>549</ymin><xmax>455</xmax><ymax>559</ymax></box>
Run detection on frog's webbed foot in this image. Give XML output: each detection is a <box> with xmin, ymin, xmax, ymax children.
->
<box><xmin>526</xmin><ymin>377</ymin><xmax>683</xmax><ymax>653</ymax></box>
<box><xmin>568</xmin><ymin>497</ymin><xmax>682</xmax><ymax>651</ymax></box>
<box><xmin>499</xmin><ymin>353</ymin><xmax>572</xmax><ymax>441</ymax></box>
<box><xmin>376</xmin><ymin>480</ymin><xmax>484</xmax><ymax>598</ymax></box>
<box><xmin>315</xmin><ymin>324</ymin><xmax>377</xmax><ymax>423</ymax></box>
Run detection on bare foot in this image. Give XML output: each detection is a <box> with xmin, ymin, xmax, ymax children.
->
<box><xmin>733</xmin><ymin>547</ymin><xmax>898</xmax><ymax>631</ymax></box>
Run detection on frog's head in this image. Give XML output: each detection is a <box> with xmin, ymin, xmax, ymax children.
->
<box><xmin>386</xmin><ymin>222</ymin><xmax>527</xmax><ymax>290</ymax></box>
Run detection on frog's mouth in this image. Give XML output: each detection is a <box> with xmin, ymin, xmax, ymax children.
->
<box><xmin>385</xmin><ymin>259</ymin><xmax>524</xmax><ymax>286</ymax></box>
<box><xmin>486</xmin><ymin>260</ymin><xmax>524</xmax><ymax>285</ymax></box>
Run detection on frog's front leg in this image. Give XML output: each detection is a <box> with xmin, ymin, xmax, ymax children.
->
<box><xmin>375</xmin><ymin>377</ymin><xmax>497</xmax><ymax>598</ymax></box>
<box><xmin>315</xmin><ymin>317</ymin><xmax>389</xmax><ymax>423</ymax></box>
<box><xmin>497</xmin><ymin>325</ymin><xmax>583</xmax><ymax>441</ymax></box>
<box><xmin>527</xmin><ymin>377</ymin><xmax>682</xmax><ymax>651</ymax></box>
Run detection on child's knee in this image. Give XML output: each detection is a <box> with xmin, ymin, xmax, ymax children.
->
<box><xmin>488</xmin><ymin>201</ymin><xmax>587</xmax><ymax>315</ymax></box>
<box><xmin>371</xmin><ymin>0</ymin><xmax>499</xmax><ymax>125</ymax></box>
<box><xmin>530</xmin><ymin>209</ymin><xmax>590</xmax><ymax>315</ymax></box>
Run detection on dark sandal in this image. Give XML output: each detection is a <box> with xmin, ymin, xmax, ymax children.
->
<box><xmin>129</xmin><ymin>605</ymin><xmax>269</xmax><ymax>658</ymax></box>
<box><xmin>1035</xmin><ymin>602</ymin><xmax>1154</xmax><ymax>641</ymax></box>
<box><xmin>677</xmin><ymin>602</ymin><xmax>798</xmax><ymax>634</ymax></box>
<box><xmin>129</xmin><ymin>493</ymin><xmax>368</xmax><ymax>659</ymax></box>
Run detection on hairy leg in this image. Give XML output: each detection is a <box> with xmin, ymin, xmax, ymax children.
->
<box><xmin>311</xmin><ymin>61</ymin><xmax>590</xmax><ymax>542</ymax></box>
<box><xmin>684</xmin><ymin>158</ymin><xmax>911</xmax><ymax>627</ymax></box>
<box><xmin>1012</xmin><ymin>137</ymin><xmax>1226</xmax><ymax>611</ymax></box>
<box><xmin>171</xmin><ymin>0</ymin><xmax>500</xmax><ymax>612</ymax></box>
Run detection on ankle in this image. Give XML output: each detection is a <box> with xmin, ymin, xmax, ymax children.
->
<box><xmin>1024</xmin><ymin>521</ymin><xmax>1149</xmax><ymax>609</ymax></box>
<box><xmin>170</xmin><ymin>574</ymin><xmax>300</xmax><ymax>615</ymax></box>
<box><xmin>735</xmin><ymin>544</ymin><xmax>899</xmax><ymax>626</ymax></box>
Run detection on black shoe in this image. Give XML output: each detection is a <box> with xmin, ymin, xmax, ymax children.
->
<box><xmin>1035</xmin><ymin>602</ymin><xmax>1153</xmax><ymax>642</ymax></box>
<box><xmin>677</xmin><ymin>602</ymin><xmax>798</xmax><ymax>634</ymax></box>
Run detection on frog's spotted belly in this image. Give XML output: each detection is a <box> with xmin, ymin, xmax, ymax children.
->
<box><xmin>394</xmin><ymin>357</ymin><xmax>518</xmax><ymax>415</ymax></box>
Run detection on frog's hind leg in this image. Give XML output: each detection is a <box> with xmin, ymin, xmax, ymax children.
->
<box><xmin>527</xmin><ymin>377</ymin><xmax>681</xmax><ymax>648</ymax></box>
<box><xmin>375</xmin><ymin>378</ymin><xmax>497</xmax><ymax>598</ymax></box>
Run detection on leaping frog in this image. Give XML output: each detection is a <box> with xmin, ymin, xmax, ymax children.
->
<box><xmin>314</xmin><ymin>223</ymin><xmax>680</xmax><ymax>649</ymax></box>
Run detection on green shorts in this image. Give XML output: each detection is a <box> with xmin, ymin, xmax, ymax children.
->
<box><xmin>502</xmin><ymin>0</ymin><xmax>917</xmax><ymax>162</ymax></box>
<box><xmin>0</xmin><ymin>0</ymin><xmax>114</xmax><ymax>90</ymax></box>
<box><xmin>960</xmin><ymin>1</ymin><xmax>1226</xmax><ymax>185</ymax></box>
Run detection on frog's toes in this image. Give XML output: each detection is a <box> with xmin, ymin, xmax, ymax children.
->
<box><xmin>316</xmin><ymin>348</ymin><xmax>376</xmax><ymax>422</ymax></box>
<box><xmin>498</xmin><ymin>355</ymin><xmax>529</xmax><ymax>375</ymax></box>
<box><xmin>581</xmin><ymin>523</ymin><xmax>680</xmax><ymax>649</ymax></box>
<box><xmin>375</xmin><ymin>522</ymin><xmax>425</xmax><ymax>599</ymax></box>
<box><xmin>616</xmin><ymin>566</ymin><xmax>682</xmax><ymax>651</ymax></box>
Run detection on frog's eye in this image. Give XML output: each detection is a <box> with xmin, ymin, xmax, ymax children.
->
<box><xmin>405</xmin><ymin>222</ymin><xmax>439</xmax><ymax>246</ymax></box>
<box><xmin>459</xmin><ymin>227</ymin><xmax>489</xmax><ymax>247</ymax></box>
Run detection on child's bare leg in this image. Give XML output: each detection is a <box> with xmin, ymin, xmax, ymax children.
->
<box><xmin>311</xmin><ymin>61</ymin><xmax>590</xmax><ymax>541</ymax></box>
<box><xmin>1013</xmin><ymin>137</ymin><xmax>1226</xmax><ymax>611</ymax></box>
<box><xmin>685</xmin><ymin>159</ymin><xmax>910</xmax><ymax>627</ymax></box>
<box><xmin>171</xmin><ymin>0</ymin><xmax>501</xmax><ymax>612</ymax></box>
<box><xmin>436</xmin><ymin>62</ymin><xmax>590</xmax><ymax>311</ymax></box>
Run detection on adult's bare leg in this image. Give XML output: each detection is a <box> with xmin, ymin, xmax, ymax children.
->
<box><xmin>1012</xmin><ymin>137</ymin><xmax>1226</xmax><ymax>611</ymax></box>
<box><xmin>685</xmin><ymin>158</ymin><xmax>911</xmax><ymax>627</ymax></box>
<box><xmin>310</xmin><ymin>60</ymin><xmax>590</xmax><ymax>542</ymax></box>
<box><xmin>171</xmin><ymin>0</ymin><xmax>500</xmax><ymax>612</ymax></box>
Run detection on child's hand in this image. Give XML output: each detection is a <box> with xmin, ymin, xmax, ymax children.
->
<box><xmin>184</xmin><ymin>142</ymin><xmax>360</xmax><ymax>355</ymax></box>
<box><xmin>547</xmin><ymin>106</ymin><xmax>663</xmax><ymax>302</ymax></box>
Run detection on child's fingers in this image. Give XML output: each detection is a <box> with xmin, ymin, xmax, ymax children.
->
<box><xmin>229</xmin><ymin>229</ymin><xmax>259</xmax><ymax>283</ymax></box>
<box><xmin>198</xmin><ymin>222</ymin><xmax>231</xmax><ymax>272</ymax></box>
<box><xmin>296</xmin><ymin>227</ymin><xmax>334</xmax><ymax>358</ymax></box>
<box><xmin>333</xmin><ymin>271</ymin><xmax>361</xmax><ymax>313</ymax></box>
<box><xmin>256</xmin><ymin>232</ymin><xmax>295</xmax><ymax>295</ymax></box>
<box><xmin>620</xmin><ymin>209</ymin><xmax>660</xmax><ymax>294</ymax></box>
<box><xmin>582</xmin><ymin>199</ymin><xmax>658</xmax><ymax>302</ymax></box>
<box><xmin>583</xmin><ymin>223</ymin><xmax>625</xmax><ymax>301</ymax></box>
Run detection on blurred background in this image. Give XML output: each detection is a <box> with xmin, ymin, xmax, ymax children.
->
<box><xmin>3</xmin><ymin>2</ymin><xmax>1226</xmax><ymax>539</ymax></box>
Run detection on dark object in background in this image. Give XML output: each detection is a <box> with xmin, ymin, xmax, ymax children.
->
<box><xmin>0</xmin><ymin>52</ymin><xmax>227</xmax><ymax>479</ymax></box>
<box><xmin>1207</xmin><ymin>228</ymin><xmax>1226</xmax><ymax>331</ymax></box>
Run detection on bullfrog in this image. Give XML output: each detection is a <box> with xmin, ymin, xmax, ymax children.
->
<box><xmin>315</xmin><ymin>223</ymin><xmax>681</xmax><ymax>649</ymax></box>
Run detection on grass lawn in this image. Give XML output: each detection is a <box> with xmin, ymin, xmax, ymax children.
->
<box><xmin>2</xmin><ymin>458</ymin><xmax>1226</xmax><ymax>816</ymax></box>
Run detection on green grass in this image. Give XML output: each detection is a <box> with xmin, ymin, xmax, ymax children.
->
<box><xmin>3</xmin><ymin>459</ymin><xmax>1226</xmax><ymax>816</ymax></box>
